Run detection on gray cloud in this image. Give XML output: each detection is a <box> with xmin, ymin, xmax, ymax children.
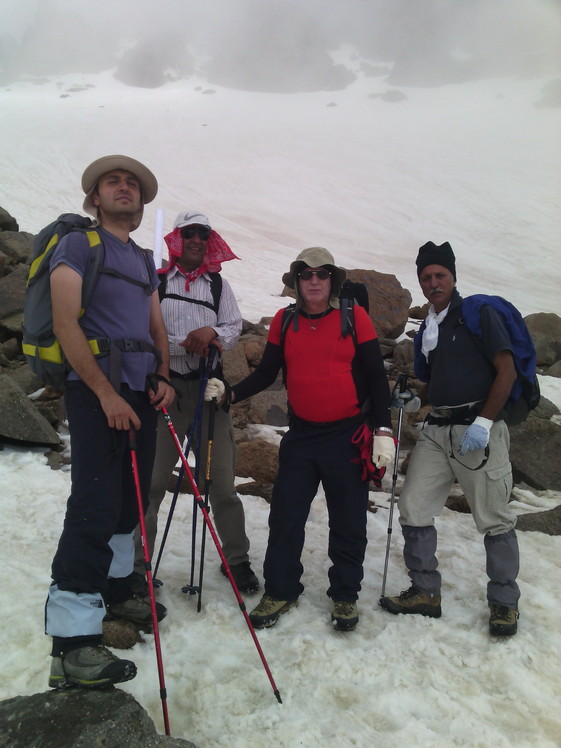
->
<box><xmin>0</xmin><ymin>0</ymin><xmax>559</xmax><ymax>91</ymax></box>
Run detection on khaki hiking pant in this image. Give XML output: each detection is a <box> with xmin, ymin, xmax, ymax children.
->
<box><xmin>398</xmin><ymin>420</ymin><xmax>520</xmax><ymax>608</ymax></box>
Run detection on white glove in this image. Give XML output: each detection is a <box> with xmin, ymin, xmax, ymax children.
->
<box><xmin>204</xmin><ymin>377</ymin><xmax>225</xmax><ymax>402</ymax></box>
<box><xmin>372</xmin><ymin>434</ymin><xmax>395</xmax><ymax>468</ymax></box>
<box><xmin>459</xmin><ymin>416</ymin><xmax>492</xmax><ymax>455</ymax></box>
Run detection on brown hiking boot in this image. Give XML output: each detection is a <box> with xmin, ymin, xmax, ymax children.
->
<box><xmin>331</xmin><ymin>601</ymin><xmax>359</xmax><ymax>631</ymax></box>
<box><xmin>249</xmin><ymin>595</ymin><xmax>298</xmax><ymax>629</ymax></box>
<box><xmin>379</xmin><ymin>585</ymin><xmax>442</xmax><ymax>618</ymax></box>
<box><xmin>489</xmin><ymin>604</ymin><xmax>518</xmax><ymax>636</ymax></box>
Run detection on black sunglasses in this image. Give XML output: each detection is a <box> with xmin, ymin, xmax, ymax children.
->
<box><xmin>180</xmin><ymin>225</ymin><xmax>211</xmax><ymax>241</ymax></box>
<box><xmin>298</xmin><ymin>268</ymin><xmax>332</xmax><ymax>281</ymax></box>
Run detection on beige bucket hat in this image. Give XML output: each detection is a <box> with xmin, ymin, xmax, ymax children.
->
<box><xmin>282</xmin><ymin>246</ymin><xmax>346</xmax><ymax>291</ymax></box>
<box><xmin>81</xmin><ymin>155</ymin><xmax>158</xmax><ymax>216</ymax></box>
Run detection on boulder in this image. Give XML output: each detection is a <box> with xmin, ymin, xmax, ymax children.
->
<box><xmin>0</xmin><ymin>230</ymin><xmax>33</xmax><ymax>266</ymax></box>
<box><xmin>0</xmin><ymin>374</ymin><xmax>60</xmax><ymax>447</ymax></box>
<box><xmin>509</xmin><ymin>413</ymin><xmax>561</xmax><ymax>491</ymax></box>
<box><xmin>525</xmin><ymin>312</ymin><xmax>561</xmax><ymax>367</ymax></box>
<box><xmin>0</xmin><ymin>263</ymin><xmax>28</xmax><ymax>335</ymax></box>
<box><xmin>0</xmin><ymin>688</ymin><xmax>196</xmax><ymax>748</ymax></box>
<box><xmin>516</xmin><ymin>504</ymin><xmax>561</xmax><ymax>536</ymax></box>
<box><xmin>0</xmin><ymin>206</ymin><xmax>19</xmax><ymax>232</ymax></box>
<box><xmin>236</xmin><ymin>439</ymin><xmax>279</xmax><ymax>484</ymax></box>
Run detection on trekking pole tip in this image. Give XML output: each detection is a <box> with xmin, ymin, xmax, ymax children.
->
<box><xmin>275</xmin><ymin>689</ymin><xmax>282</xmax><ymax>704</ymax></box>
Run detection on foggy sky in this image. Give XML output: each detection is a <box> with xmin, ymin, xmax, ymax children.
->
<box><xmin>0</xmin><ymin>0</ymin><xmax>559</xmax><ymax>92</ymax></box>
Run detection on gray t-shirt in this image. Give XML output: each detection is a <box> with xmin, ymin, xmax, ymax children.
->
<box><xmin>50</xmin><ymin>227</ymin><xmax>159</xmax><ymax>391</ymax></box>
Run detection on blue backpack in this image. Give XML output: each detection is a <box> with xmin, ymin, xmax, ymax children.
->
<box><xmin>414</xmin><ymin>294</ymin><xmax>540</xmax><ymax>426</ymax></box>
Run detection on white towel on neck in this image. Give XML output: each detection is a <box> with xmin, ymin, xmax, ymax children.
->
<box><xmin>421</xmin><ymin>304</ymin><xmax>450</xmax><ymax>361</ymax></box>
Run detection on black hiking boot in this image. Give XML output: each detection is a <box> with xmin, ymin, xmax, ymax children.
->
<box><xmin>220</xmin><ymin>561</ymin><xmax>260</xmax><ymax>594</ymax></box>
<box><xmin>489</xmin><ymin>604</ymin><xmax>518</xmax><ymax>636</ymax></box>
<box><xmin>106</xmin><ymin>594</ymin><xmax>167</xmax><ymax>625</ymax></box>
<box><xmin>331</xmin><ymin>601</ymin><xmax>359</xmax><ymax>632</ymax></box>
<box><xmin>49</xmin><ymin>645</ymin><xmax>136</xmax><ymax>690</ymax></box>
<box><xmin>379</xmin><ymin>585</ymin><xmax>442</xmax><ymax>618</ymax></box>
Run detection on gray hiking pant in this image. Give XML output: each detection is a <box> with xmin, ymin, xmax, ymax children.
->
<box><xmin>133</xmin><ymin>377</ymin><xmax>250</xmax><ymax>575</ymax></box>
<box><xmin>398</xmin><ymin>420</ymin><xmax>520</xmax><ymax>608</ymax></box>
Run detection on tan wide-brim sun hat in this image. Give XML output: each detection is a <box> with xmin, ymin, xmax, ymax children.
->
<box><xmin>282</xmin><ymin>246</ymin><xmax>346</xmax><ymax>291</ymax></box>
<box><xmin>81</xmin><ymin>155</ymin><xmax>158</xmax><ymax>216</ymax></box>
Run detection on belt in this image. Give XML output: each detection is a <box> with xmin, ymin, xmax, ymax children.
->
<box><xmin>170</xmin><ymin>369</ymin><xmax>200</xmax><ymax>381</ymax></box>
<box><xmin>426</xmin><ymin>400</ymin><xmax>484</xmax><ymax>426</ymax></box>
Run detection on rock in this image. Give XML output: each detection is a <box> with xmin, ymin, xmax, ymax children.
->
<box><xmin>222</xmin><ymin>341</ymin><xmax>251</xmax><ymax>384</ymax></box>
<box><xmin>0</xmin><ymin>206</ymin><xmax>19</xmax><ymax>232</ymax></box>
<box><xmin>516</xmin><ymin>504</ymin><xmax>561</xmax><ymax>536</ymax></box>
<box><xmin>545</xmin><ymin>360</ymin><xmax>561</xmax><ymax>378</ymax></box>
<box><xmin>0</xmin><ymin>689</ymin><xmax>196</xmax><ymax>747</ymax></box>
<box><xmin>0</xmin><ymin>374</ymin><xmax>60</xmax><ymax>447</ymax></box>
<box><xmin>242</xmin><ymin>335</ymin><xmax>266</xmax><ymax>367</ymax></box>
<box><xmin>246</xmin><ymin>390</ymin><xmax>288</xmax><ymax>427</ymax></box>
<box><xmin>525</xmin><ymin>312</ymin><xmax>561</xmax><ymax>367</ymax></box>
<box><xmin>344</xmin><ymin>269</ymin><xmax>412</xmax><ymax>339</ymax></box>
<box><xmin>0</xmin><ymin>263</ymin><xmax>28</xmax><ymax>334</ymax></box>
<box><xmin>236</xmin><ymin>439</ymin><xmax>279</xmax><ymax>484</ymax></box>
<box><xmin>102</xmin><ymin>619</ymin><xmax>143</xmax><ymax>649</ymax></box>
<box><xmin>509</xmin><ymin>414</ymin><xmax>561</xmax><ymax>491</ymax></box>
<box><xmin>0</xmin><ymin>230</ymin><xmax>33</xmax><ymax>265</ymax></box>
<box><xmin>392</xmin><ymin>339</ymin><xmax>414</xmax><ymax>368</ymax></box>
<box><xmin>237</xmin><ymin>480</ymin><xmax>274</xmax><ymax>503</ymax></box>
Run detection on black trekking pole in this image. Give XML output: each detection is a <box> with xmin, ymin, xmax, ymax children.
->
<box><xmin>181</xmin><ymin>347</ymin><xmax>217</xmax><ymax>598</ymax></box>
<box><xmin>161</xmin><ymin>406</ymin><xmax>283</xmax><ymax>704</ymax></box>
<box><xmin>129</xmin><ymin>429</ymin><xmax>171</xmax><ymax>736</ymax></box>
<box><xmin>380</xmin><ymin>373</ymin><xmax>407</xmax><ymax>601</ymax></box>
<box><xmin>152</xmin><ymin>385</ymin><xmax>205</xmax><ymax>587</ymax></box>
<box><xmin>195</xmin><ymin>394</ymin><xmax>217</xmax><ymax>613</ymax></box>
<box><xmin>150</xmin><ymin>354</ymin><xmax>211</xmax><ymax>590</ymax></box>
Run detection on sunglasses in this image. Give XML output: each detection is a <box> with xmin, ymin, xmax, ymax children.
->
<box><xmin>298</xmin><ymin>268</ymin><xmax>332</xmax><ymax>281</ymax></box>
<box><xmin>180</xmin><ymin>225</ymin><xmax>211</xmax><ymax>241</ymax></box>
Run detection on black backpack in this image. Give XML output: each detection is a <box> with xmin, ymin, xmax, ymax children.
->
<box><xmin>157</xmin><ymin>272</ymin><xmax>223</xmax><ymax>312</ymax></box>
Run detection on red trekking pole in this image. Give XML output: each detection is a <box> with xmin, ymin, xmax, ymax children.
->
<box><xmin>129</xmin><ymin>429</ymin><xmax>171</xmax><ymax>735</ymax></box>
<box><xmin>161</xmin><ymin>407</ymin><xmax>282</xmax><ymax>704</ymax></box>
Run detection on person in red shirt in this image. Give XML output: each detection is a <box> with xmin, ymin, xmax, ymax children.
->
<box><xmin>205</xmin><ymin>247</ymin><xmax>394</xmax><ymax>631</ymax></box>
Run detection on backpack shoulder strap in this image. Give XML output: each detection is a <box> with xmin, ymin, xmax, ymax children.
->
<box><xmin>207</xmin><ymin>272</ymin><xmax>223</xmax><ymax>313</ymax></box>
<box><xmin>81</xmin><ymin>229</ymin><xmax>104</xmax><ymax>310</ymax></box>
<box><xmin>280</xmin><ymin>304</ymin><xmax>297</xmax><ymax>350</ymax></box>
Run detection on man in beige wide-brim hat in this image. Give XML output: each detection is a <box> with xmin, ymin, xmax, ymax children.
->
<box><xmin>44</xmin><ymin>155</ymin><xmax>175</xmax><ymax>692</ymax></box>
<box><xmin>81</xmin><ymin>154</ymin><xmax>158</xmax><ymax>231</ymax></box>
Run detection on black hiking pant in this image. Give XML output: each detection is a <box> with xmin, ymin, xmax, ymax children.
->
<box><xmin>264</xmin><ymin>418</ymin><xmax>369</xmax><ymax>603</ymax></box>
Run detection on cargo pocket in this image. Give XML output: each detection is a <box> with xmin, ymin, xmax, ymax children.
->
<box><xmin>485</xmin><ymin>462</ymin><xmax>513</xmax><ymax>505</ymax></box>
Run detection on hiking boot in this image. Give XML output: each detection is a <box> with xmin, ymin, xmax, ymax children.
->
<box><xmin>221</xmin><ymin>561</ymin><xmax>260</xmax><ymax>594</ymax></box>
<box><xmin>106</xmin><ymin>594</ymin><xmax>167</xmax><ymax>625</ymax></box>
<box><xmin>379</xmin><ymin>586</ymin><xmax>442</xmax><ymax>618</ymax></box>
<box><xmin>489</xmin><ymin>604</ymin><xmax>519</xmax><ymax>636</ymax></box>
<box><xmin>129</xmin><ymin>571</ymin><xmax>149</xmax><ymax>597</ymax></box>
<box><xmin>249</xmin><ymin>595</ymin><xmax>298</xmax><ymax>629</ymax></box>
<box><xmin>48</xmin><ymin>645</ymin><xmax>136</xmax><ymax>689</ymax></box>
<box><xmin>331</xmin><ymin>601</ymin><xmax>359</xmax><ymax>632</ymax></box>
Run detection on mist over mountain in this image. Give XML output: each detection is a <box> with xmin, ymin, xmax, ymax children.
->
<box><xmin>1</xmin><ymin>0</ymin><xmax>559</xmax><ymax>93</ymax></box>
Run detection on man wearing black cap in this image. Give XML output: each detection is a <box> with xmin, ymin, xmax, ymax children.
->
<box><xmin>379</xmin><ymin>241</ymin><xmax>521</xmax><ymax>636</ymax></box>
<box><xmin>45</xmin><ymin>156</ymin><xmax>175</xmax><ymax>690</ymax></box>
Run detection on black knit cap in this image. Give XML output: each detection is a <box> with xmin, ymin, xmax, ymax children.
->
<box><xmin>416</xmin><ymin>241</ymin><xmax>456</xmax><ymax>280</ymax></box>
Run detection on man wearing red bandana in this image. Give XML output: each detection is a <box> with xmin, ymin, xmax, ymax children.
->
<box><xmin>131</xmin><ymin>210</ymin><xmax>259</xmax><ymax>594</ymax></box>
